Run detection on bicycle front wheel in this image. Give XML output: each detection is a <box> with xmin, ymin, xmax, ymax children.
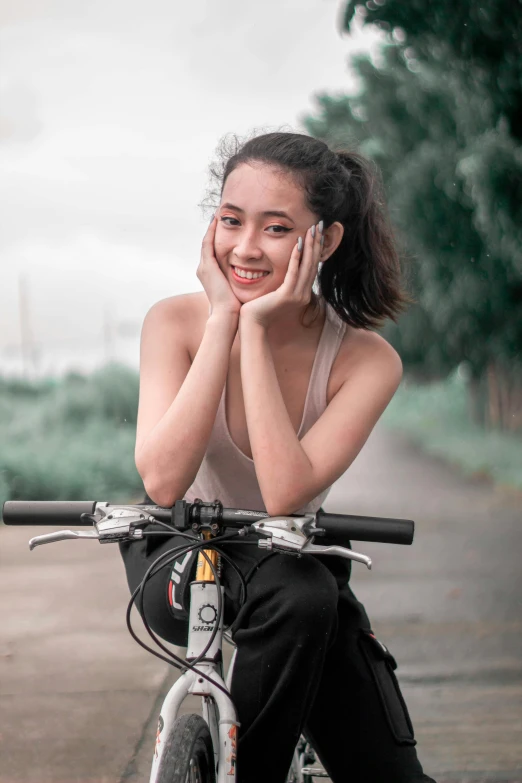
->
<box><xmin>156</xmin><ymin>713</ymin><xmax>216</xmax><ymax>783</ymax></box>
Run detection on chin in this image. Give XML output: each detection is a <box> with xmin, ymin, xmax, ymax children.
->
<box><xmin>236</xmin><ymin>289</ymin><xmax>262</xmax><ymax>302</ymax></box>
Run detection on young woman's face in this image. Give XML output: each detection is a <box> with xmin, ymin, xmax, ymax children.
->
<box><xmin>214</xmin><ymin>162</ymin><xmax>320</xmax><ymax>300</ymax></box>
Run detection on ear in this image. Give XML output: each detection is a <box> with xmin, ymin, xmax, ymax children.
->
<box><xmin>320</xmin><ymin>221</ymin><xmax>344</xmax><ymax>262</ymax></box>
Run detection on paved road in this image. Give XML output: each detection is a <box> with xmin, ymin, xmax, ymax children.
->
<box><xmin>1</xmin><ymin>424</ymin><xmax>521</xmax><ymax>782</ymax></box>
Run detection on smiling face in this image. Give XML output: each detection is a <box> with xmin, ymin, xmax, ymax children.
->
<box><xmin>214</xmin><ymin>162</ymin><xmax>320</xmax><ymax>300</ymax></box>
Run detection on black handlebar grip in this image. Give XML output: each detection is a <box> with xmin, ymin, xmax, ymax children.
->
<box><xmin>315</xmin><ymin>510</ymin><xmax>414</xmax><ymax>545</ymax></box>
<box><xmin>2</xmin><ymin>501</ymin><xmax>97</xmax><ymax>526</ymax></box>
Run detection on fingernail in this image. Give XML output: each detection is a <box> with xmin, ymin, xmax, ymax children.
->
<box><xmin>318</xmin><ymin>220</ymin><xmax>324</xmax><ymax>233</ymax></box>
<box><xmin>311</xmin><ymin>224</ymin><xmax>316</xmax><ymax>238</ymax></box>
<box><xmin>297</xmin><ymin>237</ymin><xmax>303</xmax><ymax>252</ymax></box>
<box><xmin>209</xmin><ymin>213</ymin><xmax>215</xmax><ymax>224</ymax></box>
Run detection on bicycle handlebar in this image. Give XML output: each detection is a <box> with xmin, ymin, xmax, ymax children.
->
<box><xmin>2</xmin><ymin>500</ymin><xmax>414</xmax><ymax>546</ymax></box>
<box><xmin>3</xmin><ymin>501</ymin><xmax>98</xmax><ymax>525</ymax></box>
<box><xmin>315</xmin><ymin>510</ymin><xmax>413</xmax><ymax>545</ymax></box>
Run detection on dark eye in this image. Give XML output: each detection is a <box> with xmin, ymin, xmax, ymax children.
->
<box><xmin>220</xmin><ymin>216</ymin><xmax>290</xmax><ymax>234</ymax></box>
<box><xmin>266</xmin><ymin>225</ymin><xmax>291</xmax><ymax>234</ymax></box>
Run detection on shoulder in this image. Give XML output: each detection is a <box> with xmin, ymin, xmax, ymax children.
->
<box><xmin>338</xmin><ymin>325</ymin><xmax>403</xmax><ymax>387</ymax></box>
<box><xmin>142</xmin><ymin>292</ymin><xmax>207</xmax><ymax>336</ymax></box>
<box><xmin>143</xmin><ymin>292</ymin><xmax>204</xmax><ymax>324</ymax></box>
<box><xmin>142</xmin><ymin>292</ymin><xmax>210</xmax><ymax>361</ymax></box>
<box><xmin>141</xmin><ymin>292</ymin><xmax>207</xmax><ymax>354</ymax></box>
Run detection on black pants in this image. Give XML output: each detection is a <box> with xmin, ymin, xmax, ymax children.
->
<box><xmin>119</xmin><ymin>526</ymin><xmax>436</xmax><ymax>783</ymax></box>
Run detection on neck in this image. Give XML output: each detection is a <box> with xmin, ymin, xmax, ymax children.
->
<box><xmin>265</xmin><ymin>297</ymin><xmax>326</xmax><ymax>349</ymax></box>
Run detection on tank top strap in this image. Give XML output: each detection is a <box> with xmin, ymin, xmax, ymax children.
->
<box><xmin>214</xmin><ymin>383</ymin><xmax>230</xmax><ymax>441</ymax></box>
<box><xmin>299</xmin><ymin>302</ymin><xmax>346</xmax><ymax>436</ymax></box>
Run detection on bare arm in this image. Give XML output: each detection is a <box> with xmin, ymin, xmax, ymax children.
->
<box><xmin>240</xmin><ymin>319</ymin><xmax>402</xmax><ymax>516</ymax></box>
<box><xmin>135</xmin><ymin>296</ymin><xmax>237</xmax><ymax>507</ymax></box>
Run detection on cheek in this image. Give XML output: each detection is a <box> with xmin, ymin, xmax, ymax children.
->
<box><xmin>213</xmin><ymin>233</ymin><xmax>230</xmax><ymax>264</ymax></box>
<box><xmin>272</xmin><ymin>239</ymin><xmax>294</xmax><ymax>269</ymax></box>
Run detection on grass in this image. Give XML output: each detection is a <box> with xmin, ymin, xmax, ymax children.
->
<box><xmin>382</xmin><ymin>369</ymin><xmax>522</xmax><ymax>492</ymax></box>
<box><xmin>0</xmin><ymin>364</ymin><xmax>143</xmax><ymax>509</ymax></box>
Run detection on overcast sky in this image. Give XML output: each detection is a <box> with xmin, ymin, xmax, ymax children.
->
<box><xmin>0</xmin><ymin>0</ymin><xmax>380</xmax><ymax>375</ymax></box>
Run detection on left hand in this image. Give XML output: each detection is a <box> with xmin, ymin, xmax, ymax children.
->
<box><xmin>239</xmin><ymin>221</ymin><xmax>324</xmax><ymax>330</ymax></box>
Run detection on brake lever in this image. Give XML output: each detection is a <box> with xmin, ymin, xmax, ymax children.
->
<box><xmin>300</xmin><ymin>541</ymin><xmax>372</xmax><ymax>570</ymax></box>
<box><xmin>28</xmin><ymin>504</ymin><xmax>158</xmax><ymax>550</ymax></box>
<box><xmin>29</xmin><ymin>530</ymin><xmax>99</xmax><ymax>550</ymax></box>
<box><xmin>251</xmin><ymin>516</ymin><xmax>372</xmax><ymax>569</ymax></box>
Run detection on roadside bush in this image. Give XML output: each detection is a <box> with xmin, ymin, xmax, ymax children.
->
<box><xmin>43</xmin><ymin>365</ymin><xmax>139</xmax><ymax>428</ymax></box>
<box><xmin>383</xmin><ymin>369</ymin><xmax>522</xmax><ymax>490</ymax></box>
<box><xmin>0</xmin><ymin>364</ymin><xmax>143</xmax><ymax>510</ymax></box>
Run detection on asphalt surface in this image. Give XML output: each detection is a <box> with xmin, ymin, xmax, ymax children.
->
<box><xmin>1</xmin><ymin>423</ymin><xmax>521</xmax><ymax>782</ymax></box>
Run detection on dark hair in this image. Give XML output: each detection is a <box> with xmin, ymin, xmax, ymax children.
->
<box><xmin>202</xmin><ymin>130</ymin><xmax>410</xmax><ymax>330</ymax></box>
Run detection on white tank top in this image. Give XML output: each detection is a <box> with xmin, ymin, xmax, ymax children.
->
<box><xmin>184</xmin><ymin>302</ymin><xmax>346</xmax><ymax>514</ymax></box>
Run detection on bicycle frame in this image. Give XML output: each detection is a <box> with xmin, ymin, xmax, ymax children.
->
<box><xmin>148</xmin><ymin>540</ymin><xmax>326</xmax><ymax>783</ymax></box>
<box><xmin>150</xmin><ymin>542</ymin><xmax>239</xmax><ymax>783</ymax></box>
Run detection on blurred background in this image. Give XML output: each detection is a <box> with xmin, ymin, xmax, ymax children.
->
<box><xmin>1</xmin><ymin>1</ymin><xmax>521</xmax><ymax>781</ymax></box>
<box><xmin>1</xmin><ymin>0</ymin><xmax>520</xmax><ymax>506</ymax></box>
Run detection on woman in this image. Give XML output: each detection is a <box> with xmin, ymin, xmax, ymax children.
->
<box><xmin>120</xmin><ymin>131</ymin><xmax>436</xmax><ymax>782</ymax></box>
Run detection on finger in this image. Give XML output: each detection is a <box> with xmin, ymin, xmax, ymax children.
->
<box><xmin>202</xmin><ymin>213</ymin><xmax>217</xmax><ymax>244</ymax></box>
<box><xmin>314</xmin><ymin>220</ymin><xmax>324</xmax><ymax>268</ymax></box>
<box><xmin>311</xmin><ymin>222</ymin><xmax>323</xmax><ymax>270</ymax></box>
<box><xmin>296</xmin><ymin>225</ymin><xmax>318</xmax><ymax>296</ymax></box>
<box><xmin>283</xmin><ymin>238</ymin><xmax>302</xmax><ymax>288</ymax></box>
<box><xmin>313</xmin><ymin>221</ymin><xmax>324</xmax><ymax>266</ymax></box>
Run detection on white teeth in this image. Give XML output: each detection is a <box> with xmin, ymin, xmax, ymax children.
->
<box><xmin>233</xmin><ymin>267</ymin><xmax>268</xmax><ymax>280</ymax></box>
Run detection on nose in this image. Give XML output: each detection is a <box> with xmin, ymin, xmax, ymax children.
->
<box><xmin>232</xmin><ymin>226</ymin><xmax>264</xmax><ymax>263</ymax></box>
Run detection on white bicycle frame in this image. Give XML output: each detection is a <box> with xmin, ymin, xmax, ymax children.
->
<box><xmin>150</xmin><ymin>580</ymin><xmax>239</xmax><ymax>783</ymax></box>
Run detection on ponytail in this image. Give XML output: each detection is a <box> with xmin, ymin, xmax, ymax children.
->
<box><xmin>319</xmin><ymin>150</ymin><xmax>409</xmax><ymax>328</ymax></box>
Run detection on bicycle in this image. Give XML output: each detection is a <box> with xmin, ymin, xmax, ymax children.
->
<box><xmin>3</xmin><ymin>497</ymin><xmax>414</xmax><ymax>782</ymax></box>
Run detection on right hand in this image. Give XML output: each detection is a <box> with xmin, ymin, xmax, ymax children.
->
<box><xmin>197</xmin><ymin>215</ymin><xmax>242</xmax><ymax>320</ymax></box>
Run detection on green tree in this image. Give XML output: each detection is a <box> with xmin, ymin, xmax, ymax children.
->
<box><xmin>342</xmin><ymin>0</ymin><xmax>522</xmax><ymax>140</ymax></box>
<box><xmin>301</xmin><ymin>1</ymin><xmax>522</xmax><ymax>430</ymax></box>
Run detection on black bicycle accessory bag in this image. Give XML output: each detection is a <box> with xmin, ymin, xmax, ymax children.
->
<box><xmin>359</xmin><ymin>629</ymin><xmax>416</xmax><ymax>746</ymax></box>
<box><xmin>138</xmin><ymin>492</ymin><xmax>199</xmax><ymax>623</ymax></box>
<box><xmin>166</xmin><ymin>548</ymin><xmax>198</xmax><ymax>622</ymax></box>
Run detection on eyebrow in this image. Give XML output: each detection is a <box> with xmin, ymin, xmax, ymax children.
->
<box><xmin>220</xmin><ymin>202</ymin><xmax>294</xmax><ymax>221</ymax></box>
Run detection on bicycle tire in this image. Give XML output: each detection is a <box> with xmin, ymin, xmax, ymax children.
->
<box><xmin>156</xmin><ymin>713</ymin><xmax>216</xmax><ymax>783</ymax></box>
